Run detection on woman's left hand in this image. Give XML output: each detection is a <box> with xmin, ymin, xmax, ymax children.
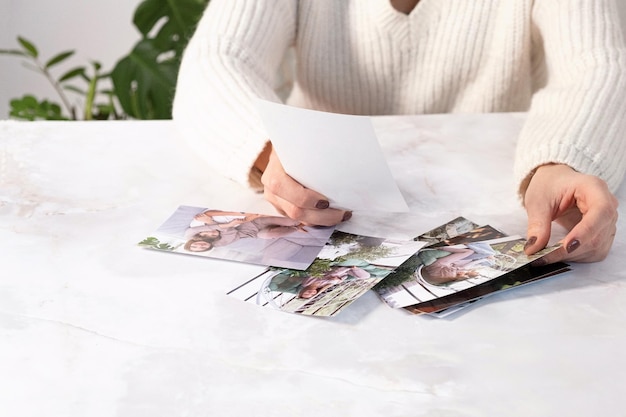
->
<box><xmin>523</xmin><ymin>164</ymin><xmax>619</xmax><ymax>264</ymax></box>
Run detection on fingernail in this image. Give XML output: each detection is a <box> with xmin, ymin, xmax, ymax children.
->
<box><xmin>566</xmin><ymin>239</ymin><xmax>580</xmax><ymax>254</ymax></box>
<box><xmin>524</xmin><ymin>236</ymin><xmax>537</xmax><ymax>251</ymax></box>
<box><xmin>316</xmin><ymin>200</ymin><xmax>330</xmax><ymax>209</ymax></box>
<box><xmin>342</xmin><ymin>211</ymin><xmax>353</xmax><ymax>222</ymax></box>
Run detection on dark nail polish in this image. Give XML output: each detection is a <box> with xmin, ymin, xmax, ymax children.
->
<box><xmin>316</xmin><ymin>200</ymin><xmax>330</xmax><ymax>209</ymax></box>
<box><xmin>342</xmin><ymin>211</ymin><xmax>352</xmax><ymax>222</ymax></box>
<box><xmin>524</xmin><ymin>236</ymin><xmax>537</xmax><ymax>251</ymax></box>
<box><xmin>566</xmin><ymin>239</ymin><xmax>580</xmax><ymax>254</ymax></box>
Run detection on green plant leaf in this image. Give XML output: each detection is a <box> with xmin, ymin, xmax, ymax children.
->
<box><xmin>0</xmin><ymin>49</ymin><xmax>27</xmax><ymax>56</ymax></box>
<box><xmin>58</xmin><ymin>67</ymin><xmax>86</xmax><ymax>83</ymax></box>
<box><xmin>45</xmin><ymin>50</ymin><xmax>75</xmax><ymax>69</ymax></box>
<box><xmin>9</xmin><ymin>95</ymin><xmax>68</xmax><ymax>121</ymax></box>
<box><xmin>133</xmin><ymin>0</ymin><xmax>207</xmax><ymax>39</ymax></box>
<box><xmin>111</xmin><ymin>39</ymin><xmax>177</xmax><ymax>119</ymax></box>
<box><xmin>63</xmin><ymin>85</ymin><xmax>86</xmax><ymax>95</ymax></box>
<box><xmin>151</xmin><ymin>17</ymin><xmax>182</xmax><ymax>53</ymax></box>
<box><xmin>93</xmin><ymin>103</ymin><xmax>115</xmax><ymax>119</ymax></box>
<box><xmin>17</xmin><ymin>36</ymin><xmax>38</xmax><ymax>58</ymax></box>
<box><xmin>110</xmin><ymin>0</ymin><xmax>208</xmax><ymax>119</ymax></box>
<box><xmin>5</xmin><ymin>0</ymin><xmax>209</xmax><ymax>121</ymax></box>
<box><xmin>18</xmin><ymin>95</ymin><xmax>38</xmax><ymax>108</ymax></box>
<box><xmin>90</xmin><ymin>60</ymin><xmax>103</xmax><ymax>71</ymax></box>
<box><xmin>133</xmin><ymin>0</ymin><xmax>168</xmax><ymax>37</ymax></box>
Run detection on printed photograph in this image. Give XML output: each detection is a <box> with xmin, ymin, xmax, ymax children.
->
<box><xmin>376</xmin><ymin>233</ymin><xmax>563</xmax><ymax>314</ymax></box>
<box><xmin>406</xmin><ymin>261</ymin><xmax>571</xmax><ymax>316</ymax></box>
<box><xmin>227</xmin><ymin>231</ymin><xmax>426</xmax><ymax>316</ymax></box>
<box><xmin>430</xmin><ymin>225</ymin><xmax>507</xmax><ymax>248</ymax></box>
<box><xmin>139</xmin><ymin>205</ymin><xmax>335</xmax><ymax>270</ymax></box>
<box><xmin>416</xmin><ymin>216</ymin><xmax>480</xmax><ymax>246</ymax></box>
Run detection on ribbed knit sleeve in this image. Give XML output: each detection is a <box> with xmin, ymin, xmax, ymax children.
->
<box><xmin>172</xmin><ymin>0</ymin><xmax>297</xmax><ymax>188</ymax></box>
<box><xmin>514</xmin><ymin>0</ymin><xmax>626</xmax><ymax>194</ymax></box>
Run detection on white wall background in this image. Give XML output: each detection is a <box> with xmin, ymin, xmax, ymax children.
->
<box><xmin>0</xmin><ymin>0</ymin><xmax>141</xmax><ymax>119</ymax></box>
<box><xmin>1</xmin><ymin>1</ymin><xmax>626</xmax><ymax>120</ymax></box>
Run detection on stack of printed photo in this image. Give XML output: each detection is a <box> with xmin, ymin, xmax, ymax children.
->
<box><xmin>140</xmin><ymin>207</ymin><xmax>569</xmax><ymax>318</ymax></box>
<box><xmin>374</xmin><ymin>217</ymin><xmax>570</xmax><ymax>318</ymax></box>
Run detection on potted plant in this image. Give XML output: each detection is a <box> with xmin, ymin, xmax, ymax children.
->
<box><xmin>0</xmin><ymin>0</ymin><xmax>209</xmax><ymax>121</ymax></box>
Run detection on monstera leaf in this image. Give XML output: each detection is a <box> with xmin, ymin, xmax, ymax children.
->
<box><xmin>133</xmin><ymin>0</ymin><xmax>208</xmax><ymax>55</ymax></box>
<box><xmin>111</xmin><ymin>39</ymin><xmax>178</xmax><ymax>119</ymax></box>
<box><xmin>112</xmin><ymin>0</ymin><xmax>208</xmax><ymax>119</ymax></box>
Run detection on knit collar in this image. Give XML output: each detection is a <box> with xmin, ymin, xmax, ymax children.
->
<box><xmin>370</xmin><ymin>0</ymin><xmax>438</xmax><ymax>38</ymax></box>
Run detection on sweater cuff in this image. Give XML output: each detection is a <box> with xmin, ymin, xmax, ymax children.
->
<box><xmin>514</xmin><ymin>141</ymin><xmax>617</xmax><ymax>199</ymax></box>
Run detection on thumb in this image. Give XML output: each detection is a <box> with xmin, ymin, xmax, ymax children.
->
<box><xmin>524</xmin><ymin>200</ymin><xmax>553</xmax><ymax>255</ymax></box>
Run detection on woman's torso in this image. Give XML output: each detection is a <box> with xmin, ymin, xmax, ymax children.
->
<box><xmin>287</xmin><ymin>0</ymin><xmax>542</xmax><ymax>116</ymax></box>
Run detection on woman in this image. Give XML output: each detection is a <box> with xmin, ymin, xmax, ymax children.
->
<box><xmin>173</xmin><ymin>0</ymin><xmax>626</xmax><ymax>265</ymax></box>
<box><xmin>191</xmin><ymin>209</ymin><xmax>262</xmax><ymax>228</ymax></box>
<box><xmin>421</xmin><ymin>246</ymin><xmax>492</xmax><ymax>286</ymax></box>
<box><xmin>183</xmin><ymin>214</ymin><xmax>307</xmax><ymax>252</ymax></box>
<box><xmin>297</xmin><ymin>275</ymin><xmax>344</xmax><ymax>299</ymax></box>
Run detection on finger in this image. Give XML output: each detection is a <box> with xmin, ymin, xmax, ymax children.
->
<box><xmin>554</xmin><ymin>206</ymin><xmax>582</xmax><ymax>231</ymax></box>
<box><xmin>532</xmin><ymin>244</ymin><xmax>567</xmax><ymax>266</ymax></box>
<box><xmin>563</xmin><ymin>232</ymin><xmax>615</xmax><ymax>263</ymax></box>
<box><xmin>524</xmin><ymin>199</ymin><xmax>555</xmax><ymax>255</ymax></box>
<box><xmin>262</xmin><ymin>152</ymin><xmax>331</xmax><ymax>210</ymax></box>
<box><xmin>560</xmin><ymin>200</ymin><xmax>618</xmax><ymax>262</ymax></box>
<box><xmin>536</xmin><ymin>197</ymin><xmax>617</xmax><ymax>265</ymax></box>
<box><xmin>265</xmin><ymin>191</ymin><xmax>349</xmax><ymax>226</ymax></box>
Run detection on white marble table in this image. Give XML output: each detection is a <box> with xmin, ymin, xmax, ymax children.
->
<box><xmin>1</xmin><ymin>115</ymin><xmax>625</xmax><ymax>417</ymax></box>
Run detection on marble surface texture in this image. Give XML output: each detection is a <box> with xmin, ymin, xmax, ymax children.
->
<box><xmin>1</xmin><ymin>114</ymin><xmax>625</xmax><ymax>417</ymax></box>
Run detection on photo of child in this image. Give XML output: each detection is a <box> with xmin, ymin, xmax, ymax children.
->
<box><xmin>227</xmin><ymin>231</ymin><xmax>426</xmax><ymax>316</ymax></box>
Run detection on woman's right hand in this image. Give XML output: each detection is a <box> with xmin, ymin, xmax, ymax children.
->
<box><xmin>259</xmin><ymin>146</ymin><xmax>351</xmax><ymax>226</ymax></box>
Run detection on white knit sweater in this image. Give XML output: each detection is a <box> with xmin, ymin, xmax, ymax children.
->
<box><xmin>173</xmin><ymin>0</ymin><xmax>626</xmax><ymax>194</ymax></box>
